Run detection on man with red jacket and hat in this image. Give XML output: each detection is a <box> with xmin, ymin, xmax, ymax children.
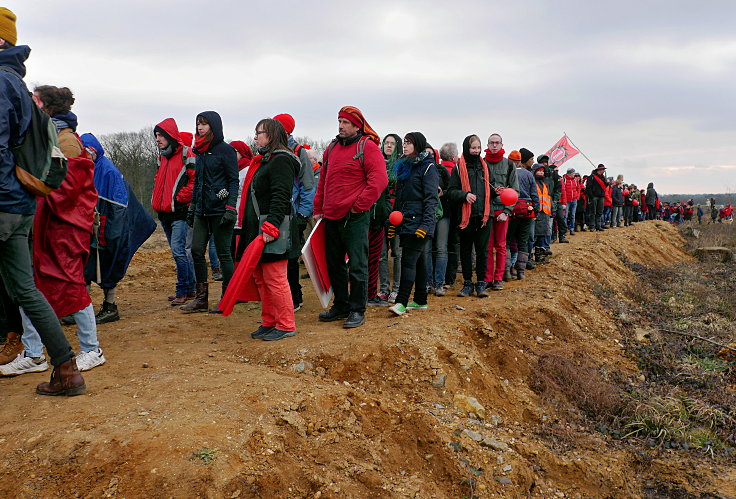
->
<box><xmin>313</xmin><ymin>106</ymin><xmax>388</xmax><ymax>328</ymax></box>
<box><xmin>151</xmin><ymin>118</ymin><xmax>196</xmax><ymax>305</ymax></box>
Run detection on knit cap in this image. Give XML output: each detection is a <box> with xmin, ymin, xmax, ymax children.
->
<box><xmin>0</xmin><ymin>7</ymin><xmax>17</xmax><ymax>46</ymax></box>
<box><xmin>508</xmin><ymin>150</ymin><xmax>521</xmax><ymax>162</ymax></box>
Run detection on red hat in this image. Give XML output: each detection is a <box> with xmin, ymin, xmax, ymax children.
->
<box><xmin>338</xmin><ymin>106</ymin><xmax>380</xmax><ymax>145</ymax></box>
<box><xmin>273</xmin><ymin>114</ymin><xmax>295</xmax><ymax>135</ymax></box>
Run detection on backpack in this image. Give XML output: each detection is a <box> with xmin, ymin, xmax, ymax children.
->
<box><xmin>1</xmin><ymin>66</ymin><xmax>68</xmax><ymax>197</ymax></box>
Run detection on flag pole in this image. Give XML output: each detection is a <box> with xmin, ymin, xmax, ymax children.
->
<box><xmin>564</xmin><ymin>132</ymin><xmax>597</xmax><ymax>168</ymax></box>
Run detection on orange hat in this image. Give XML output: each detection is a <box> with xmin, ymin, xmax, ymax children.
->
<box><xmin>508</xmin><ymin>150</ymin><xmax>521</xmax><ymax>162</ymax></box>
<box><xmin>0</xmin><ymin>7</ymin><xmax>17</xmax><ymax>46</ymax></box>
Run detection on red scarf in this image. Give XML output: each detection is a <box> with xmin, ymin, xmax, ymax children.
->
<box><xmin>237</xmin><ymin>158</ymin><xmax>250</xmax><ymax>171</ymax></box>
<box><xmin>484</xmin><ymin>148</ymin><xmax>505</xmax><ymax>163</ymax></box>
<box><xmin>593</xmin><ymin>174</ymin><xmax>607</xmax><ymax>191</ymax></box>
<box><xmin>237</xmin><ymin>154</ymin><xmax>263</xmax><ymax>235</ymax></box>
<box><xmin>458</xmin><ymin>156</ymin><xmax>491</xmax><ymax>229</ymax></box>
<box><xmin>194</xmin><ymin>132</ymin><xmax>213</xmax><ymax>153</ymax></box>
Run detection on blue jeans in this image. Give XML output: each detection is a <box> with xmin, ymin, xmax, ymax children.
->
<box><xmin>162</xmin><ymin>219</ymin><xmax>195</xmax><ymax>295</ymax></box>
<box><xmin>21</xmin><ymin>304</ymin><xmax>98</xmax><ymax>357</ymax></box>
<box><xmin>425</xmin><ymin>217</ymin><xmax>450</xmax><ymax>287</ymax></box>
<box><xmin>603</xmin><ymin>206</ymin><xmax>612</xmax><ymax>224</ymax></box>
<box><xmin>208</xmin><ymin>235</ymin><xmax>219</xmax><ymax>269</ymax></box>
<box><xmin>566</xmin><ymin>201</ymin><xmax>577</xmax><ymax>231</ymax></box>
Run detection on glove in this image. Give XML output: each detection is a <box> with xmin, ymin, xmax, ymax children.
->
<box><xmin>186</xmin><ymin>209</ymin><xmax>195</xmax><ymax>227</ymax></box>
<box><xmin>221</xmin><ymin>207</ymin><xmax>237</xmax><ymax>225</ymax></box>
<box><xmin>216</xmin><ymin>189</ymin><xmax>229</xmax><ymax>200</ymax></box>
<box><xmin>387</xmin><ymin>225</ymin><xmax>396</xmax><ymax>239</ymax></box>
<box><xmin>415</xmin><ymin>228</ymin><xmax>427</xmax><ymax>239</ymax></box>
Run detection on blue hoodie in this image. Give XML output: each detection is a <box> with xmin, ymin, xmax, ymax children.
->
<box><xmin>80</xmin><ymin>133</ymin><xmax>128</xmax><ymax>205</ymax></box>
<box><xmin>0</xmin><ymin>45</ymin><xmax>35</xmax><ymax>214</ymax></box>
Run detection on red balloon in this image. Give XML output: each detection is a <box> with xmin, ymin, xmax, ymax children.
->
<box><xmin>632</xmin><ymin>199</ymin><xmax>639</xmax><ymax>206</ymax></box>
<box><xmin>623</xmin><ymin>189</ymin><xmax>630</xmax><ymax>196</ymax></box>
<box><xmin>499</xmin><ymin>188</ymin><xmax>519</xmax><ymax>206</ymax></box>
<box><xmin>389</xmin><ymin>211</ymin><xmax>403</xmax><ymax>225</ymax></box>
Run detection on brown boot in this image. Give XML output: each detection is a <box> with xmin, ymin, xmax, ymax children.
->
<box><xmin>170</xmin><ymin>295</ymin><xmax>188</xmax><ymax>306</ymax></box>
<box><xmin>0</xmin><ymin>332</ymin><xmax>24</xmax><ymax>365</ymax></box>
<box><xmin>181</xmin><ymin>283</ymin><xmax>208</xmax><ymax>313</ymax></box>
<box><xmin>516</xmin><ymin>252</ymin><xmax>529</xmax><ymax>280</ymax></box>
<box><xmin>168</xmin><ymin>291</ymin><xmax>196</xmax><ymax>302</ymax></box>
<box><xmin>36</xmin><ymin>357</ymin><xmax>86</xmax><ymax>396</ymax></box>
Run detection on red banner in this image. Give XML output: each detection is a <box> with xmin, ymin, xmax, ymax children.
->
<box><xmin>545</xmin><ymin>135</ymin><xmax>579</xmax><ymax>167</ymax></box>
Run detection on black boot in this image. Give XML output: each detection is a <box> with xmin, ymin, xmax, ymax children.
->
<box><xmin>476</xmin><ymin>281</ymin><xmax>489</xmax><ymax>297</ymax></box>
<box><xmin>516</xmin><ymin>252</ymin><xmax>529</xmax><ymax>280</ymax></box>
<box><xmin>95</xmin><ymin>302</ymin><xmax>120</xmax><ymax>324</ymax></box>
<box><xmin>458</xmin><ymin>280</ymin><xmax>474</xmax><ymax>297</ymax></box>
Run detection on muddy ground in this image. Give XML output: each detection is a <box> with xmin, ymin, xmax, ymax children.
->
<box><xmin>1</xmin><ymin>221</ymin><xmax>734</xmax><ymax>498</ymax></box>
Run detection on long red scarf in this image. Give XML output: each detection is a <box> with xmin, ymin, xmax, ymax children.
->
<box><xmin>458</xmin><ymin>156</ymin><xmax>491</xmax><ymax>229</ymax></box>
<box><xmin>593</xmin><ymin>174</ymin><xmax>607</xmax><ymax>191</ymax></box>
<box><xmin>484</xmin><ymin>148</ymin><xmax>505</xmax><ymax>163</ymax></box>
<box><xmin>237</xmin><ymin>154</ymin><xmax>263</xmax><ymax>229</ymax></box>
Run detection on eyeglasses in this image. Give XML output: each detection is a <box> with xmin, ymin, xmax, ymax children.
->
<box><xmin>488</xmin><ymin>141</ymin><xmax>502</xmax><ymax>146</ymax></box>
<box><xmin>403</xmin><ymin>140</ymin><xmax>412</xmax><ymax>145</ymax></box>
<box><xmin>255</xmin><ymin>130</ymin><xmax>266</xmax><ymax>135</ymax></box>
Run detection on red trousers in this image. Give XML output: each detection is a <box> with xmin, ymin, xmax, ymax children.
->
<box><xmin>486</xmin><ymin>215</ymin><xmax>509</xmax><ymax>282</ymax></box>
<box><xmin>253</xmin><ymin>260</ymin><xmax>295</xmax><ymax>331</ymax></box>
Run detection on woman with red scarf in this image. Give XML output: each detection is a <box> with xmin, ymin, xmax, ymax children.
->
<box><xmin>235</xmin><ymin>119</ymin><xmax>300</xmax><ymax>341</ymax></box>
<box><xmin>181</xmin><ymin>112</ymin><xmax>239</xmax><ymax>314</ymax></box>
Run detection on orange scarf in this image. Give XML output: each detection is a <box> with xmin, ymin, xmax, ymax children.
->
<box><xmin>458</xmin><ymin>156</ymin><xmax>491</xmax><ymax>229</ymax></box>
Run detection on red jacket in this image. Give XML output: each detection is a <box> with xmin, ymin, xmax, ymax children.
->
<box><xmin>604</xmin><ymin>184</ymin><xmax>613</xmax><ymax>207</ymax></box>
<box><xmin>561</xmin><ymin>174</ymin><xmax>579</xmax><ymax>202</ymax></box>
<box><xmin>151</xmin><ymin>118</ymin><xmax>195</xmax><ymax>216</ymax></box>
<box><xmin>313</xmin><ymin>136</ymin><xmax>388</xmax><ymax>220</ymax></box>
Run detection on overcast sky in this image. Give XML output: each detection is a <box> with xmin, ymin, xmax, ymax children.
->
<box><xmin>10</xmin><ymin>1</ymin><xmax>736</xmax><ymax>194</ymax></box>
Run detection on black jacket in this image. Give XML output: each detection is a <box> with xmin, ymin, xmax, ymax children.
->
<box><xmin>394</xmin><ymin>152</ymin><xmax>439</xmax><ymax>237</ymax></box>
<box><xmin>239</xmin><ymin>150</ymin><xmax>300</xmax><ymax>262</ymax></box>
<box><xmin>435</xmin><ymin>162</ymin><xmax>452</xmax><ymax>219</ymax></box>
<box><xmin>586</xmin><ymin>172</ymin><xmax>608</xmax><ymax>198</ymax></box>
<box><xmin>191</xmin><ymin>111</ymin><xmax>239</xmax><ymax>216</ymax></box>
<box><xmin>612</xmin><ymin>185</ymin><xmax>623</xmax><ymax>207</ymax></box>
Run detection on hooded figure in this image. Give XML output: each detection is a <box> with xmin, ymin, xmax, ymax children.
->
<box><xmin>81</xmin><ymin>133</ymin><xmax>156</xmax><ymax>298</ymax></box>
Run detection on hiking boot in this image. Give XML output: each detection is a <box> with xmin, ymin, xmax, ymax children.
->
<box><xmin>476</xmin><ymin>281</ymin><xmax>489</xmax><ymax>297</ymax></box>
<box><xmin>388</xmin><ymin>303</ymin><xmax>407</xmax><ymax>316</ymax></box>
<box><xmin>343</xmin><ymin>312</ymin><xmax>365</xmax><ymax>329</ymax></box>
<box><xmin>367</xmin><ymin>296</ymin><xmax>388</xmax><ymax>307</ymax></box>
<box><xmin>35</xmin><ymin>357</ymin><xmax>86</xmax><ymax>396</ymax></box>
<box><xmin>0</xmin><ymin>352</ymin><xmax>48</xmax><ymax>376</ymax></box>
<box><xmin>251</xmin><ymin>326</ymin><xmax>274</xmax><ymax>339</ymax></box>
<box><xmin>526</xmin><ymin>259</ymin><xmax>535</xmax><ymax>270</ymax></box>
<box><xmin>170</xmin><ymin>295</ymin><xmax>189</xmax><ymax>306</ymax></box>
<box><xmin>407</xmin><ymin>301</ymin><xmax>428</xmax><ymax>311</ymax></box>
<box><xmin>262</xmin><ymin>329</ymin><xmax>297</xmax><ymax>341</ymax></box>
<box><xmin>544</xmin><ymin>248</ymin><xmax>553</xmax><ymax>256</ymax></box>
<box><xmin>490</xmin><ymin>280</ymin><xmax>504</xmax><ymax>291</ymax></box>
<box><xmin>211</xmin><ymin>266</ymin><xmax>223</xmax><ymax>281</ymax></box>
<box><xmin>168</xmin><ymin>291</ymin><xmax>195</xmax><ymax>302</ymax></box>
<box><xmin>434</xmin><ymin>286</ymin><xmax>446</xmax><ymax>297</ymax></box>
<box><xmin>458</xmin><ymin>281</ymin><xmax>474</xmax><ymax>297</ymax></box>
<box><xmin>503</xmin><ymin>269</ymin><xmax>513</xmax><ymax>282</ymax></box>
<box><xmin>426</xmin><ymin>285</ymin><xmax>435</xmax><ymax>295</ymax></box>
<box><xmin>76</xmin><ymin>348</ymin><xmax>106</xmax><ymax>371</ymax></box>
<box><xmin>0</xmin><ymin>332</ymin><xmax>24</xmax><ymax>366</ymax></box>
<box><xmin>559</xmin><ymin>237</ymin><xmax>569</xmax><ymax>243</ymax></box>
<box><xmin>181</xmin><ymin>283</ymin><xmax>209</xmax><ymax>313</ymax></box>
<box><xmin>95</xmin><ymin>302</ymin><xmax>120</xmax><ymax>324</ymax></box>
<box><xmin>319</xmin><ymin>308</ymin><xmax>350</xmax><ymax>322</ymax></box>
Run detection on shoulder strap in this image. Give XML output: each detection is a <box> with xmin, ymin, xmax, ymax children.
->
<box><xmin>352</xmin><ymin>136</ymin><xmax>369</xmax><ymax>167</ymax></box>
<box><xmin>321</xmin><ymin>139</ymin><xmax>339</xmax><ymax>179</ymax></box>
<box><xmin>0</xmin><ymin>65</ymin><xmax>23</xmax><ymax>80</ymax></box>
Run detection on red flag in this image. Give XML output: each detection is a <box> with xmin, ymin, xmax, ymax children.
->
<box><xmin>545</xmin><ymin>135</ymin><xmax>579</xmax><ymax>167</ymax></box>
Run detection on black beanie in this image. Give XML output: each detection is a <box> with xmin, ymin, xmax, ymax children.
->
<box><xmin>404</xmin><ymin>132</ymin><xmax>427</xmax><ymax>155</ymax></box>
<box><xmin>519</xmin><ymin>148</ymin><xmax>534</xmax><ymax>164</ymax></box>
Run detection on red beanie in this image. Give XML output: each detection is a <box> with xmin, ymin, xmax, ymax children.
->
<box><xmin>273</xmin><ymin>114</ymin><xmax>295</xmax><ymax>135</ymax></box>
<box><xmin>179</xmin><ymin>132</ymin><xmax>194</xmax><ymax>147</ymax></box>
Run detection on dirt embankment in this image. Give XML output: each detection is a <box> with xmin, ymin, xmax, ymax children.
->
<box><xmin>1</xmin><ymin>221</ymin><xmax>732</xmax><ymax>498</ymax></box>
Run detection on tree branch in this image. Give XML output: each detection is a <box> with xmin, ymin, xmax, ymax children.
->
<box><xmin>657</xmin><ymin>327</ymin><xmax>736</xmax><ymax>352</ymax></box>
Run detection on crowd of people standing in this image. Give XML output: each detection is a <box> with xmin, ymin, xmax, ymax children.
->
<box><xmin>0</xmin><ymin>7</ymin><xmax>678</xmax><ymax>398</ymax></box>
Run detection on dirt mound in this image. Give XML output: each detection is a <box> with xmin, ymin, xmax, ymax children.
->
<box><xmin>1</xmin><ymin>221</ymin><xmax>733</xmax><ymax>498</ymax></box>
